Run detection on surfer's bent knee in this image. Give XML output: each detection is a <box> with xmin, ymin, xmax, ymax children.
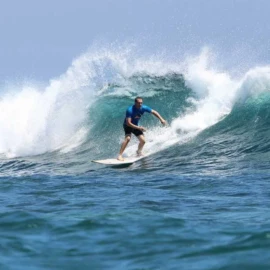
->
<box><xmin>137</xmin><ymin>135</ymin><xmax>145</xmax><ymax>144</ymax></box>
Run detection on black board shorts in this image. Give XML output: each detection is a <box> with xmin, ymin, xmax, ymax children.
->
<box><xmin>123</xmin><ymin>124</ymin><xmax>143</xmax><ymax>137</ymax></box>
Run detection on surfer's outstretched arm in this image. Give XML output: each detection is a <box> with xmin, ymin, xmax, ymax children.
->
<box><xmin>151</xmin><ymin>110</ymin><xmax>167</xmax><ymax>126</ymax></box>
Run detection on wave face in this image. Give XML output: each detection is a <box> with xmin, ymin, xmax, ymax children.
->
<box><xmin>1</xmin><ymin>47</ymin><xmax>270</xmax><ymax>174</ymax></box>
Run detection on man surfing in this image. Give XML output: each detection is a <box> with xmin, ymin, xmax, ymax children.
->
<box><xmin>117</xmin><ymin>97</ymin><xmax>167</xmax><ymax>161</ymax></box>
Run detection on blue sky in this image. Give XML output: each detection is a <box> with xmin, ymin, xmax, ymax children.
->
<box><xmin>1</xmin><ymin>0</ymin><xmax>269</xmax><ymax>81</ymax></box>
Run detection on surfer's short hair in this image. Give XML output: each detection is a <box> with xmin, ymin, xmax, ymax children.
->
<box><xmin>135</xmin><ymin>97</ymin><xmax>143</xmax><ymax>103</ymax></box>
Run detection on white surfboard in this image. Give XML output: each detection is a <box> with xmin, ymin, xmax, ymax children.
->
<box><xmin>92</xmin><ymin>156</ymin><xmax>145</xmax><ymax>166</ymax></box>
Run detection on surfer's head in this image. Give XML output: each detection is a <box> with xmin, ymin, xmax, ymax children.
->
<box><xmin>134</xmin><ymin>97</ymin><xmax>143</xmax><ymax>108</ymax></box>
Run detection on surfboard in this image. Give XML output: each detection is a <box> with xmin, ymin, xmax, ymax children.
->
<box><xmin>92</xmin><ymin>156</ymin><xmax>145</xmax><ymax>166</ymax></box>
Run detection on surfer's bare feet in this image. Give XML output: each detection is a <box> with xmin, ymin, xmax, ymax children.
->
<box><xmin>117</xmin><ymin>155</ymin><xmax>124</xmax><ymax>161</ymax></box>
<box><xmin>136</xmin><ymin>150</ymin><xmax>144</xmax><ymax>157</ymax></box>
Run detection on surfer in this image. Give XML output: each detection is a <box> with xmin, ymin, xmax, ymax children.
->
<box><xmin>117</xmin><ymin>97</ymin><xmax>167</xmax><ymax>161</ymax></box>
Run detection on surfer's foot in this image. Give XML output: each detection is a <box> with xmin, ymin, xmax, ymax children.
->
<box><xmin>117</xmin><ymin>155</ymin><xmax>124</xmax><ymax>161</ymax></box>
<box><xmin>136</xmin><ymin>150</ymin><xmax>144</xmax><ymax>157</ymax></box>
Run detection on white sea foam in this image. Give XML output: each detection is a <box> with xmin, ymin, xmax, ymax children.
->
<box><xmin>124</xmin><ymin>49</ymin><xmax>245</xmax><ymax>157</ymax></box>
<box><xmin>235</xmin><ymin>66</ymin><xmax>270</xmax><ymax>103</ymax></box>
<box><xmin>132</xmin><ymin>52</ymin><xmax>270</xmax><ymax>158</ymax></box>
<box><xmin>171</xmin><ymin>49</ymin><xmax>239</xmax><ymax>133</ymax></box>
<box><xmin>1</xmin><ymin>45</ymin><xmax>270</xmax><ymax>158</ymax></box>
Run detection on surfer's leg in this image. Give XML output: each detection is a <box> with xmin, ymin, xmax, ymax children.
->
<box><xmin>136</xmin><ymin>135</ymin><xmax>145</xmax><ymax>156</ymax></box>
<box><xmin>118</xmin><ymin>135</ymin><xmax>131</xmax><ymax>160</ymax></box>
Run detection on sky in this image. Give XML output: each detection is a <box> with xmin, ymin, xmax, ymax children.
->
<box><xmin>1</xmin><ymin>0</ymin><xmax>270</xmax><ymax>82</ymax></box>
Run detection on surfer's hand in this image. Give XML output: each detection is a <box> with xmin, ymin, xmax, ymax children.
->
<box><xmin>139</xmin><ymin>126</ymin><xmax>146</xmax><ymax>132</ymax></box>
<box><xmin>161</xmin><ymin>119</ymin><xmax>167</xmax><ymax>126</ymax></box>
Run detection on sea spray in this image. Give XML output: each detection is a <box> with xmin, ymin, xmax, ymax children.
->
<box><xmin>1</xmin><ymin>45</ymin><xmax>270</xmax><ymax>159</ymax></box>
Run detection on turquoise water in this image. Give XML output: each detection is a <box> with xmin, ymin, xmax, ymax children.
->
<box><xmin>1</xmin><ymin>161</ymin><xmax>270</xmax><ymax>269</ymax></box>
<box><xmin>1</xmin><ymin>50</ymin><xmax>270</xmax><ymax>269</ymax></box>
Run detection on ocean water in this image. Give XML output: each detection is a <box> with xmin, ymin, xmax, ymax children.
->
<box><xmin>1</xmin><ymin>48</ymin><xmax>270</xmax><ymax>269</ymax></box>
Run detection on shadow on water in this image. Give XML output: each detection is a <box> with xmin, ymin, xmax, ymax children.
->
<box><xmin>109</xmin><ymin>163</ymin><xmax>134</xmax><ymax>169</ymax></box>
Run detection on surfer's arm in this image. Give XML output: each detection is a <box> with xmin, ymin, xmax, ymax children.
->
<box><xmin>151</xmin><ymin>110</ymin><xmax>167</xmax><ymax>125</ymax></box>
<box><xmin>126</xmin><ymin>118</ymin><xmax>146</xmax><ymax>131</ymax></box>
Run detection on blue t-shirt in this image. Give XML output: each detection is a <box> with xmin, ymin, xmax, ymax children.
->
<box><xmin>123</xmin><ymin>105</ymin><xmax>152</xmax><ymax>126</ymax></box>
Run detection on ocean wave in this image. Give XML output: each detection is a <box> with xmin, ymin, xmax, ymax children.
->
<box><xmin>1</xmin><ymin>45</ymin><xmax>270</xmax><ymax>165</ymax></box>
